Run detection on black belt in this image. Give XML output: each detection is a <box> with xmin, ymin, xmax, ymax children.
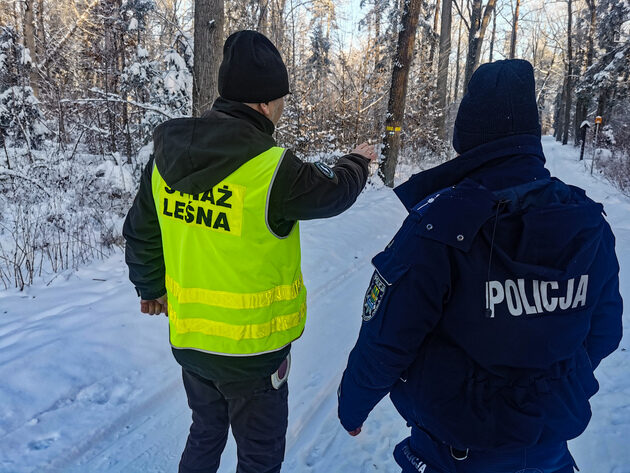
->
<box><xmin>414</xmin><ymin>424</ymin><xmax>470</xmax><ymax>461</ymax></box>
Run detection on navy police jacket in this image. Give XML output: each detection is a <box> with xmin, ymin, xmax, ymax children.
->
<box><xmin>338</xmin><ymin>135</ymin><xmax>623</xmax><ymax>450</ymax></box>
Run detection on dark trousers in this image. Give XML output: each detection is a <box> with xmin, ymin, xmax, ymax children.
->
<box><xmin>394</xmin><ymin>427</ymin><xmax>577</xmax><ymax>473</ymax></box>
<box><xmin>178</xmin><ymin>368</ymin><xmax>288</xmax><ymax>473</ymax></box>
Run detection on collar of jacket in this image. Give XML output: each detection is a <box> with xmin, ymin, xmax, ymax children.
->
<box><xmin>206</xmin><ymin>97</ymin><xmax>276</xmax><ymax>136</ymax></box>
<box><xmin>394</xmin><ymin>134</ymin><xmax>547</xmax><ymax>211</ymax></box>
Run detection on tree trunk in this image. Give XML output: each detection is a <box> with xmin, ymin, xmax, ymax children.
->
<box><xmin>270</xmin><ymin>0</ymin><xmax>287</xmax><ymax>51</ymax></box>
<box><xmin>13</xmin><ymin>1</ymin><xmax>20</xmax><ymax>36</ymax></box>
<box><xmin>454</xmin><ymin>19</ymin><xmax>463</xmax><ymax>102</ymax></box>
<box><xmin>428</xmin><ymin>0</ymin><xmax>442</xmax><ymax>69</ymax></box>
<box><xmin>435</xmin><ymin>0</ymin><xmax>452</xmax><ymax>138</ymax></box>
<box><xmin>193</xmin><ymin>0</ymin><xmax>225</xmax><ymax>116</ymax></box>
<box><xmin>574</xmin><ymin>0</ymin><xmax>596</xmax><ymax>145</ymax></box>
<box><xmin>374</xmin><ymin>2</ymin><xmax>382</xmax><ymax>72</ymax></box>
<box><xmin>103</xmin><ymin>0</ymin><xmax>120</xmax><ymax>154</ymax></box>
<box><xmin>463</xmin><ymin>0</ymin><xmax>498</xmax><ymax>92</ymax></box>
<box><xmin>555</xmin><ymin>82</ymin><xmax>566</xmax><ymax>142</ymax></box>
<box><xmin>489</xmin><ymin>8</ymin><xmax>496</xmax><ymax>62</ymax></box>
<box><xmin>289</xmin><ymin>0</ymin><xmax>301</xmax><ymax>146</ymax></box>
<box><xmin>257</xmin><ymin>0</ymin><xmax>269</xmax><ymax>35</ymax></box>
<box><xmin>36</xmin><ymin>0</ymin><xmax>45</xmax><ymax>63</ymax></box>
<box><xmin>509</xmin><ymin>0</ymin><xmax>521</xmax><ymax>59</ymax></box>
<box><xmin>562</xmin><ymin>0</ymin><xmax>573</xmax><ymax>145</ymax></box>
<box><xmin>464</xmin><ymin>0</ymin><xmax>482</xmax><ymax>91</ymax></box>
<box><xmin>23</xmin><ymin>0</ymin><xmax>38</xmax><ymax>96</ymax></box>
<box><xmin>118</xmin><ymin>28</ymin><xmax>132</xmax><ymax>162</ymax></box>
<box><xmin>379</xmin><ymin>0</ymin><xmax>423</xmax><ymax>188</ymax></box>
<box><xmin>536</xmin><ymin>47</ymin><xmax>556</xmax><ymax>110</ymax></box>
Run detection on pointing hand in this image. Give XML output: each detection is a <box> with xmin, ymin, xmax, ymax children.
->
<box><xmin>351</xmin><ymin>143</ymin><xmax>377</xmax><ymax>163</ymax></box>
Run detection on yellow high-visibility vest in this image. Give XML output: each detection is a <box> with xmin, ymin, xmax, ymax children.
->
<box><xmin>151</xmin><ymin>146</ymin><xmax>307</xmax><ymax>355</ymax></box>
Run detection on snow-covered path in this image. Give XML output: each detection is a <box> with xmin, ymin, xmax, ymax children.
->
<box><xmin>1</xmin><ymin>137</ymin><xmax>628</xmax><ymax>473</ymax></box>
<box><xmin>542</xmin><ymin>137</ymin><xmax>630</xmax><ymax>473</ymax></box>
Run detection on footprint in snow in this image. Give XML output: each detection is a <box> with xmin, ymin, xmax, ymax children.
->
<box><xmin>28</xmin><ymin>434</ymin><xmax>59</xmax><ymax>451</ymax></box>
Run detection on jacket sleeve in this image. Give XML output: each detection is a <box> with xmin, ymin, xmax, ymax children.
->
<box><xmin>122</xmin><ymin>156</ymin><xmax>166</xmax><ymax>300</ymax></box>
<box><xmin>337</xmin><ymin>223</ymin><xmax>450</xmax><ymax>431</ymax></box>
<box><xmin>585</xmin><ymin>223</ymin><xmax>623</xmax><ymax>370</ymax></box>
<box><xmin>267</xmin><ymin>150</ymin><xmax>370</xmax><ymax>234</ymax></box>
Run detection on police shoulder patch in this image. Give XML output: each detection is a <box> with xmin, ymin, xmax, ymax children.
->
<box><xmin>315</xmin><ymin>162</ymin><xmax>335</xmax><ymax>179</ymax></box>
<box><xmin>363</xmin><ymin>270</ymin><xmax>387</xmax><ymax>322</ymax></box>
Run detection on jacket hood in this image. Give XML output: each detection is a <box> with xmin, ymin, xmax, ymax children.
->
<box><xmin>396</xmin><ymin>134</ymin><xmax>606</xmax><ymax>278</ymax></box>
<box><xmin>152</xmin><ymin>97</ymin><xmax>276</xmax><ymax>194</ymax></box>
<box><xmin>491</xmin><ymin>178</ymin><xmax>605</xmax><ymax>278</ymax></box>
<box><xmin>394</xmin><ymin>134</ymin><xmax>546</xmax><ymax>211</ymax></box>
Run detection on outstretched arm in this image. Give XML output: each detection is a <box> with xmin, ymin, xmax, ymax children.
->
<box><xmin>267</xmin><ymin>145</ymin><xmax>376</xmax><ymax>235</ymax></box>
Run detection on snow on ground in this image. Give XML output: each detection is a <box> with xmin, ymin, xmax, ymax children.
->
<box><xmin>0</xmin><ymin>137</ymin><xmax>628</xmax><ymax>473</ymax></box>
<box><xmin>542</xmin><ymin>137</ymin><xmax>630</xmax><ymax>473</ymax></box>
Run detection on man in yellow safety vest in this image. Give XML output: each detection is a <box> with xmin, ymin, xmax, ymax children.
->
<box><xmin>123</xmin><ymin>30</ymin><xmax>376</xmax><ymax>473</ymax></box>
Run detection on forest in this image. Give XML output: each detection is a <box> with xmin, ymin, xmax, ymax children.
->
<box><xmin>0</xmin><ymin>0</ymin><xmax>629</xmax><ymax>289</ymax></box>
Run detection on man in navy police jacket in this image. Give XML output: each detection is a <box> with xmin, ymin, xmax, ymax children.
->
<box><xmin>338</xmin><ymin>59</ymin><xmax>623</xmax><ymax>472</ymax></box>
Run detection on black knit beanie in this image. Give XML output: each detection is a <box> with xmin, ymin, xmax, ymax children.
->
<box><xmin>452</xmin><ymin>59</ymin><xmax>541</xmax><ymax>154</ymax></box>
<box><xmin>218</xmin><ymin>30</ymin><xmax>289</xmax><ymax>103</ymax></box>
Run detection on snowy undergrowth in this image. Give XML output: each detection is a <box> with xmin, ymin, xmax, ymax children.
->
<box><xmin>0</xmin><ymin>142</ymin><xmax>150</xmax><ymax>290</ymax></box>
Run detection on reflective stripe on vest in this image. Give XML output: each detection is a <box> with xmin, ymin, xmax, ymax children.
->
<box><xmin>152</xmin><ymin>146</ymin><xmax>307</xmax><ymax>356</ymax></box>
<box><xmin>165</xmin><ymin>273</ymin><xmax>304</xmax><ymax>310</ymax></box>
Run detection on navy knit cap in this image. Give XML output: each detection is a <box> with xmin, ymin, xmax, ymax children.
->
<box><xmin>453</xmin><ymin>59</ymin><xmax>541</xmax><ymax>154</ymax></box>
<box><xmin>218</xmin><ymin>30</ymin><xmax>289</xmax><ymax>103</ymax></box>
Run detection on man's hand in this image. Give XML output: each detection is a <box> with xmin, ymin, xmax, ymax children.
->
<box><xmin>351</xmin><ymin>142</ymin><xmax>377</xmax><ymax>163</ymax></box>
<box><xmin>348</xmin><ymin>426</ymin><xmax>362</xmax><ymax>436</ymax></box>
<box><xmin>140</xmin><ymin>294</ymin><xmax>168</xmax><ymax>316</ymax></box>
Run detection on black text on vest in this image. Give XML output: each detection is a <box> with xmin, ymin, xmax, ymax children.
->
<box><xmin>162</xmin><ymin>185</ymin><xmax>234</xmax><ymax>232</ymax></box>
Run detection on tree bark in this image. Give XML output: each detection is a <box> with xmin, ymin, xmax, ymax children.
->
<box><xmin>435</xmin><ymin>0</ymin><xmax>452</xmax><ymax>138</ymax></box>
<box><xmin>23</xmin><ymin>0</ymin><xmax>38</xmax><ymax>96</ymax></box>
<box><xmin>562</xmin><ymin>0</ymin><xmax>573</xmax><ymax>145</ymax></box>
<box><xmin>454</xmin><ymin>19</ymin><xmax>463</xmax><ymax>102</ymax></box>
<box><xmin>509</xmin><ymin>0</ymin><xmax>521</xmax><ymax>59</ymax></box>
<box><xmin>463</xmin><ymin>0</ymin><xmax>498</xmax><ymax>92</ymax></box>
<box><xmin>270</xmin><ymin>0</ymin><xmax>287</xmax><ymax>51</ymax></box>
<box><xmin>102</xmin><ymin>0</ymin><xmax>122</xmax><ymax>154</ymax></box>
<box><xmin>428</xmin><ymin>0</ymin><xmax>441</xmax><ymax>69</ymax></box>
<box><xmin>193</xmin><ymin>0</ymin><xmax>225</xmax><ymax>116</ymax></box>
<box><xmin>36</xmin><ymin>0</ymin><xmax>45</xmax><ymax>56</ymax></box>
<box><xmin>574</xmin><ymin>0</ymin><xmax>596</xmax><ymax>145</ymax></box>
<box><xmin>379</xmin><ymin>0</ymin><xmax>423</xmax><ymax>188</ymax></box>
<box><xmin>489</xmin><ymin>8</ymin><xmax>496</xmax><ymax>62</ymax></box>
<box><xmin>374</xmin><ymin>2</ymin><xmax>382</xmax><ymax>72</ymax></box>
<box><xmin>118</xmin><ymin>27</ymin><xmax>132</xmax><ymax>162</ymax></box>
<box><xmin>555</xmin><ymin>82</ymin><xmax>566</xmax><ymax>142</ymax></box>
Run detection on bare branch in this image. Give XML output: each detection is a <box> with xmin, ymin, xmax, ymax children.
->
<box><xmin>452</xmin><ymin>0</ymin><xmax>471</xmax><ymax>30</ymax></box>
